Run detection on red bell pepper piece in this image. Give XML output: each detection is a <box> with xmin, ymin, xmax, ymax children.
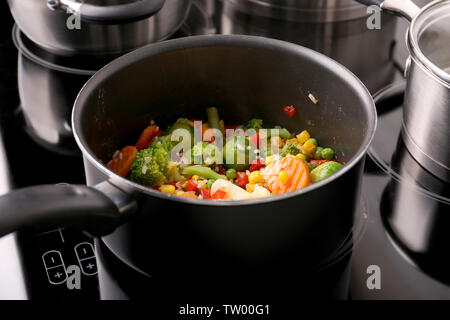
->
<box><xmin>249</xmin><ymin>159</ymin><xmax>265</xmax><ymax>172</ymax></box>
<box><xmin>185</xmin><ymin>180</ymin><xmax>198</xmax><ymax>192</ymax></box>
<box><xmin>199</xmin><ymin>188</ymin><xmax>211</xmax><ymax>199</ymax></box>
<box><xmin>176</xmin><ymin>180</ymin><xmax>188</xmax><ymax>190</ymax></box>
<box><xmin>235</xmin><ymin>172</ymin><xmax>249</xmax><ymax>189</ymax></box>
<box><xmin>283</xmin><ymin>105</ymin><xmax>297</xmax><ymax>118</ymax></box>
<box><xmin>249</xmin><ymin>133</ymin><xmax>260</xmax><ymax>147</ymax></box>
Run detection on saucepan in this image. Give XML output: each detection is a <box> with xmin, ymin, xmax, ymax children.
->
<box><xmin>7</xmin><ymin>0</ymin><xmax>192</xmax><ymax>55</ymax></box>
<box><xmin>219</xmin><ymin>0</ymin><xmax>399</xmax><ymax>94</ymax></box>
<box><xmin>357</xmin><ymin>0</ymin><xmax>450</xmax><ymax>182</ymax></box>
<box><xmin>0</xmin><ymin>35</ymin><xmax>376</xmax><ymax>286</ymax></box>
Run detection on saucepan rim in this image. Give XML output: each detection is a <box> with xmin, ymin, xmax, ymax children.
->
<box><xmin>408</xmin><ymin>0</ymin><xmax>450</xmax><ymax>85</ymax></box>
<box><xmin>72</xmin><ymin>34</ymin><xmax>377</xmax><ymax>207</ymax></box>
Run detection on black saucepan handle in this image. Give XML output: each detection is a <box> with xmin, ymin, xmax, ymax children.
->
<box><xmin>0</xmin><ymin>184</ymin><xmax>122</xmax><ymax>238</ymax></box>
<box><xmin>48</xmin><ymin>0</ymin><xmax>166</xmax><ymax>25</ymax></box>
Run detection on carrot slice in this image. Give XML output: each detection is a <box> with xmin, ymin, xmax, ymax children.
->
<box><xmin>107</xmin><ymin>146</ymin><xmax>138</xmax><ymax>177</ymax></box>
<box><xmin>180</xmin><ymin>192</ymin><xmax>199</xmax><ymax>199</ymax></box>
<box><xmin>263</xmin><ymin>156</ymin><xmax>311</xmax><ymax>194</ymax></box>
<box><xmin>136</xmin><ymin>125</ymin><xmax>158</xmax><ymax>151</ymax></box>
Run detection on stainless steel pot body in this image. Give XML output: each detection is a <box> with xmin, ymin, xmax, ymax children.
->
<box><xmin>403</xmin><ymin>56</ymin><xmax>450</xmax><ymax>182</ymax></box>
<box><xmin>219</xmin><ymin>0</ymin><xmax>398</xmax><ymax>94</ymax></box>
<box><xmin>0</xmin><ymin>36</ymin><xmax>376</xmax><ymax>294</ymax></box>
<box><xmin>402</xmin><ymin>0</ymin><xmax>450</xmax><ymax>182</ymax></box>
<box><xmin>357</xmin><ymin>1</ymin><xmax>450</xmax><ymax>182</ymax></box>
<box><xmin>7</xmin><ymin>0</ymin><xmax>192</xmax><ymax>55</ymax></box>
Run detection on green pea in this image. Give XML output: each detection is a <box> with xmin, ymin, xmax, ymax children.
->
<box><xmin>226</xmin><ymin>168</ymin><xmax>237</xmax><ymax>180</ymax></box>
<box><xmin>314</xmin><ymin>147</ymin><xmax>324</xmax><ymax>160</ymax></box>
<box><xmin>207</xmin><ymin>179</ymin><xmax>215</xmax><ymax>189</ymax></box>
<box><xmin>308</xmin><ymin>138</ymin><xmax>318</xmax><ymax>146</ymax></box>
<box><xmin>321</xmin><ymin>147</ymin><xmax>335</xmax><ymax>160</ymax></box>
<box><xmin>310</xmin><ymin>161</ymin><xmax>344</xmax><ymax>183</ymax></box>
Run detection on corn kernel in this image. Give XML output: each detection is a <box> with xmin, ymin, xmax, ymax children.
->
<box><xmin>296</xmin><ymin>153</ymin><xmax>307</xmax><ymax>161</ymax></box>
<box><xmin>160</xmin><ymin>185</ymin><xmax>176</xmax><ymax>194</ymax></box>
<box><xmin>248</xmin><ymin>170</ymin><xmax>264</xmax><ymax>185</ymax></box>
<box><xmin>278</xmin><ymin>170</ymin><xmax>289</xmax><ymax>184</ymax></box>
<box><xmin>192</xmin><ymin>175</ymin><xmax>200</xmax><ymax>181</ymax></box>
<box><xmin>246</xmin><ymin>183</ymin><xmax>256</xmax><ymax>193</ymax></box>
<box><xmin>302</xmin><ymin>140</ymin><xmax>317</xmax><ymax>156</ymax></box>
<box><xmin>265</xmin><ymin>156</ymin><xmax>274</xmax><ymax>165</ymax></box>
<box><xmin>287</xmin><ymin>138</ymin><xmax>298</xmax><ymax>144</ymax></box>
<box><xmin>297</xmin><ymin>130</ymin><xmax>311</xmax><ymax>145</ymax></box>
<box><xmin>197</xmin><ymin>181</ymin><xmax>207</xmax><ymax>189</ymax></box>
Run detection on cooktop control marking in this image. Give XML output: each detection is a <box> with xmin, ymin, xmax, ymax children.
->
<box><xmin>74</xmin><ymin>242</ymin><xmax>97</xmax><ymax>276</ymax></box>
<box><xmin>42</xmin><ymin>250</ymin><xmax>67</xmax><ymax>285</ymax></box>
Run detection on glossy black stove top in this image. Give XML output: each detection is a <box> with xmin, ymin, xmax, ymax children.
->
<box><xmin>350</xmin><ymin>82</ymin><xmax>449</xmax><ymax>299</ymax></box>
<box><xmin>0</xmin><ymin>1</ymin><xmax>448</xmax><ymax>300</ymax></box>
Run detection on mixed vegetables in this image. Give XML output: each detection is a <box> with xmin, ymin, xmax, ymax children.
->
<box><xmin>107</xmin><ymin>107</ymin><xmax>343</xmax><ymax>200</ymax></box>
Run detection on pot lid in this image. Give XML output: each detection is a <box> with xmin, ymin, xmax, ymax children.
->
<box><xmin>409</xmin><ymin>0</ymin><xmax>450</xmax><ymax>84</ymax></box>
<box><xmin>223</xmin><ymin>0</ymin><xmax>369</xmax><ymax>22</ymax></box>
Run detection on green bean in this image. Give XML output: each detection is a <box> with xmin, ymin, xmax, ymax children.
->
<box><xmin>182</xmin><ymin>165</ymin><xmax>227</xmax><ymax>181</ymax></box>
<box><xmin>310</xmin><ymin>161</ymin><xmax>344</xmax><ymax>183</ymax></box>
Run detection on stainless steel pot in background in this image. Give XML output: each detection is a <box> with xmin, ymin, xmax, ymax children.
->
<box><xmin>7</xmin><ymin>0</ymin><xmax>192</xmax><ymax>55</ymax></box>
<box><xmin>358</xmin><ymin>0</ymin><xmax>450</xmax><ymax>182</ymax></box>
<box><xmin>12</xmin><ymin>2</ymin><xmax>213</xmax><ymax>156</ymax></box>
<box><xmin>13</xmin><ymin>25</ymin><xmax>99</xmax><ymax>156</ymax></box>
<box><xmin>218</xmin><ymin>0</ymin><xmax>399</xmax><ymax>94</ymax></box>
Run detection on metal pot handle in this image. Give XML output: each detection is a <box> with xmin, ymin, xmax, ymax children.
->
<box><xmin>355</xmin><ymin>0</ymin><xmax>421</xmax><ymax>21</ymax></box>
<box><xmin>0</xmin><ymin>181</ymin><xmax>137</xmax><ymax>238</ymax></box>
<box><xmin>47</xmin><ymin>0</ymin><xmax>166</xmax><ymax>24</ymax></box>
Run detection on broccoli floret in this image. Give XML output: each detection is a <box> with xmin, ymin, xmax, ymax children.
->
<box><xmin>280</xmin><ymin>142</ymin><xmax>300</xmax><ymax>157</ymax></box>
<box><xmin>129</xmin><ymin>135</ymin><xmax>183</xmax><ymax>187</ymax></box>
<box><xmin>245</xmin><ymin>119</ymin><xmax>263</xmax><ymax>130</ymax></box>
<box><xmin>154</xmin><ymin>135</ymin><xmax>174</xmax><ymax>152</ymax></box>
<box><xmin>187</xmin><ymin>142</ymin><xmax>222</xmax><ymax>165</ymax></box>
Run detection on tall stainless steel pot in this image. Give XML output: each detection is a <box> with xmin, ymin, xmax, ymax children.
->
<box><xmin>7</xmin><ymin>0</ymin><xmax>192</xmax><ymax>55</ymax></box>
<box><xmin>0</xmin><ymin>35</ymin><xmax>376</xmax><ymax>294</ymax></box>
<box><xmin>357</xmin><ymin>0</ymin><xmax>450</xmax><ymax>182</ymax></box>
<box><xmin>219</xmin><ymin>0</ymin><xmax>398</xmax><ymax>93</ymax></box>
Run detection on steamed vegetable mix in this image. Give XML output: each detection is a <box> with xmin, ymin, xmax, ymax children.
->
<box><xmin>107</xmin><ymin>106</ymin><xmax>344</xmax><ymax>200</ymax></box>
